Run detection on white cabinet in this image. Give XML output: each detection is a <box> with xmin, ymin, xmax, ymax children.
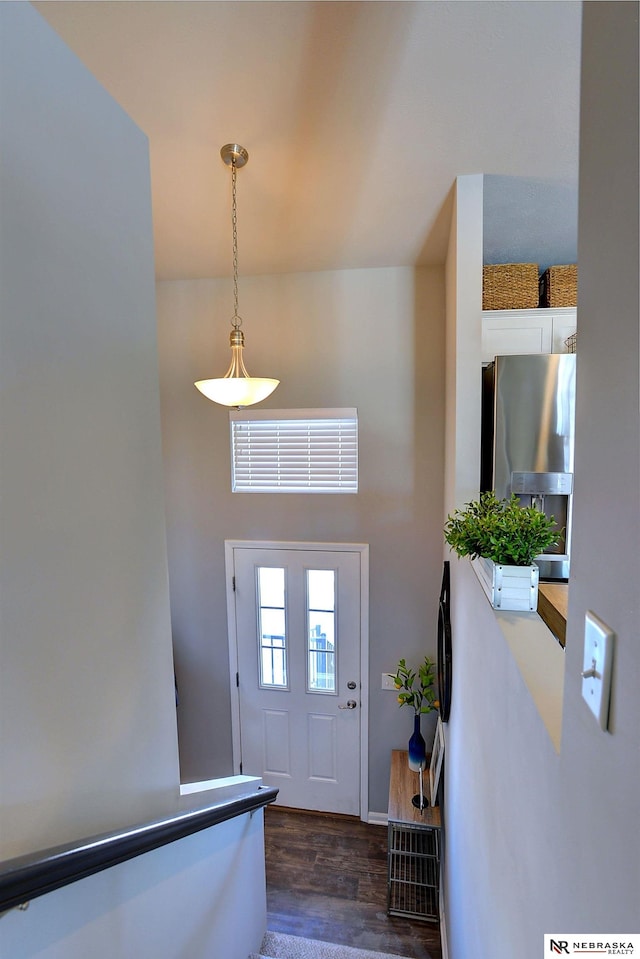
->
<box><xmin>482</xmin><ymin>310</ymin><xmax>552</xmax><ymax>364</ymax></box>
<box><xmin>482</xmin><ymin>307</ymin><xmax>577</xmax><ymax>364</ymax></box>
<box><xmin>550</xmin><ymin>310</ymin><xmax>578</xmax><ymax>353</ymax></box>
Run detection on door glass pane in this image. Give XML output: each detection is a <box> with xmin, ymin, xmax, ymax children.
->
<box><xmin>257</xmin><ymin>567</ymin><xmax>287</xmax><ymax>688</ymax></box>
<box><xmin>307</xmin><ymin>569</ymin><xmax>336</xmax><ymax>692</ymax></box>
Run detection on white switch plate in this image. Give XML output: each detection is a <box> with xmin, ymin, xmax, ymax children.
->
<box><xmin>382</xmin><ymin>673</ymin><xmax>397</xmax><ymax>690</ymax></box>
<box><xmin>581</xmin><ymin>610</ymin><xmax>614</xmax><ymax>731</ymax></box>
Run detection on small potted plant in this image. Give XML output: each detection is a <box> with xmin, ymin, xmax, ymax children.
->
<box><xmin>443</xmin><ymin>491</ymin><xmax>561</xmax><ymax>610</ymax></box>
<box><xmin>388</xmin><ymin>657</ymin><xmax>438</xmax><ymax>770</ymax></box>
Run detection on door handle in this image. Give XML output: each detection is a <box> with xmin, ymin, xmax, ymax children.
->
<box><xmin>338</xmin><ymin>700</ymin><xmax>358</xmax><ymax>710</ymax></box>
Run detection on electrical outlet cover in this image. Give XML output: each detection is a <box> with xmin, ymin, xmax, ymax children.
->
<box><xmin>581</xmin><ymin>610</ymin><xmax>614</xmax><ymax>731</ymax></box>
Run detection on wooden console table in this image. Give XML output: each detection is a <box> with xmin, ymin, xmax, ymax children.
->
<box><xmin>387</xmin><ymin>749</ymin><xmax>441</xmax><ymax>923</ymax></box>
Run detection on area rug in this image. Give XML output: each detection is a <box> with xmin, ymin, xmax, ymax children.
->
<box><xmin>250</xmin><ymin>930</ymin><xmax>412</xmax><ymax>959</ymax></box>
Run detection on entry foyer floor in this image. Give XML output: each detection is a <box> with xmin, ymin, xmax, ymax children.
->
<box><xmin>264</xmin><ymin>807</ymin><xmax>442</xmax><ymax>959</ymax></box>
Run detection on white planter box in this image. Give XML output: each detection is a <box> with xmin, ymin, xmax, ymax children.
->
<box><xmin>471</xmin><ymin>556</ymin><xmax>539</xmax><ymax>611</ymax></box>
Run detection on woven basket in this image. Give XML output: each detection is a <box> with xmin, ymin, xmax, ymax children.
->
<box><xmin>539</xmin><ymin>264</ymin><xmax>577</xmax><ymax>307</ymax></box>
<box><xmin>482</xmin><ymin>263</ymin><xmax>539</xmax><ymax>310</ymax></box>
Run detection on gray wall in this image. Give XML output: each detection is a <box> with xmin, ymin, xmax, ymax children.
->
<box><xmin>483</xmin><ymin>175</ymin><xmax>578</xmax><ymax>272</ymax></box>
<box><xmin>0</xmin><ymin>1</ymin><xmax>179</xmax><ymax>859</ymax></box>
<box><xmin>1</xmin><ymin>9</ymin><xmax>267</xmax><ymax>959</ymax></box>
<box><xmin>157</xmin><ymin>265</ymin><xmax>446</xmax><ymax>814</ymax></box>
<box><xmin>444</xmin><ymin>5</ymin><xmax>639</xmax><ymax>956</ymax></box>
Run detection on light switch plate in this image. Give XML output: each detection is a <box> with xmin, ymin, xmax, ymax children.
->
<box><xmin>381</xmin><ymin>673</ymin><xmax>397</xmax><ymax>690</ymax></box>
<box><xmin>581</xmin><ymin>610</ymin><xmax>614</xmax><ymax>730</ymax></box>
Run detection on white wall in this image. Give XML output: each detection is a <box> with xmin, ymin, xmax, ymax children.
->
<box><xmin>0</xmin><ymin>7</ymin><xmax>267</xmax><ymax>959</ymax></box>
<box><xmin>156</xmin><ymin>265</ymin><xmax>446</xmax><ymax>813</ymax></box>
<box><xmin>444</xmin><ymin>174</ymin><xmax>483</xmax><ymax>518</ymax></box>
<box><xmin>443</xmin><ymin>6</ymin><xmax>640</xmax><ymax>957</ymax></box>
<box><xmin>1</xmin><ymin>809</ymin><xmax>267</xmax><ymax>959</ymax></box>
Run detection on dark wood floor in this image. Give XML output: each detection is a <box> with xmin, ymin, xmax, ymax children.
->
<box><xmin>264</xmin><ymin>806</ymin><xmax>442</xmax><ymax>959</ymax></box>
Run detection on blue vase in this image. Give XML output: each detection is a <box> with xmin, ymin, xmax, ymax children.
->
<box><xmin>408</xmin><ymin>713</ymin><xmax>426</xmax><ymax>771</ymax></box>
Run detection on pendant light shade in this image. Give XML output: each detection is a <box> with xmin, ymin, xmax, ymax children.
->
<box><xmin>194</xmin><ymin>330</ymin><xmax>279</xmax><ymax>406</ymax></box>
<box><xmin>195</xmin><ymin>144</ymin><xmax>279</xmax><ymax>408</ymax></box>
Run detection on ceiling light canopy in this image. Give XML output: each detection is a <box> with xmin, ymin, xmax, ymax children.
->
<box><xmin>194</xmin><ymin>143</ymin><xmax>279</xmax><ymax>408</ymax></box>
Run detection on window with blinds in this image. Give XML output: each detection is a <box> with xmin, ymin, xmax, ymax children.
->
<box><xmin>230</xmin><ymin>408</ymin><xmax>358</xmax><ymax>493</ymax></box>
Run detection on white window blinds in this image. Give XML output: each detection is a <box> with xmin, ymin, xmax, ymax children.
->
<box><xmin>230</xmin><ymin>409</ymin><xmax>358</xmax><ymax>493</ymax></box>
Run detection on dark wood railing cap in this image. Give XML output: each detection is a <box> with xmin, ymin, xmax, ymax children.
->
<box><xmin>0</xmin><ymin>785</ymin><xmax>278</xmax><ymax>914</ymax></box>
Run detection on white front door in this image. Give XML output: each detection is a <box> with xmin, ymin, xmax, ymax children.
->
<box><xmin>227</xmin><ymin>542</ymin><xmax>367</xmax><ymax>817</ymax></box>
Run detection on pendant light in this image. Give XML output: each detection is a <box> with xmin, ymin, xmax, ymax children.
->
<box><xmin>195</xmin><ymin>143</ymin><xmax>279</xmax><ymax>407</ymax></box>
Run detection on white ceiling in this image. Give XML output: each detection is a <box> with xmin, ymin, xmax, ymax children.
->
<box><xmin>33</xmin><ymin>1</ymin><xmax>582</xmax><ymax>281</ymax></box>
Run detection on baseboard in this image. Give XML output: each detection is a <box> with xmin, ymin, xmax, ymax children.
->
<box><xmin>440</xmin><ymin>910</ymin><xmax>449</xmax><ymax>959</ymax></box>
<box><xmin>367</xmin><ymin>810</ymin><xmax>388</xmax><ymax>826</ymax></box>
<box><xmin>439</xmin><ymin>875</ymin><xmax>449</xmax><ymax>959</ymax></box>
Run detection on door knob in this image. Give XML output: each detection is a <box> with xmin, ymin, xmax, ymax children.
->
<box><xmin>338</xmin><ymin>700</ymin><xmax>357</xmax><ymax>710</ymax></box>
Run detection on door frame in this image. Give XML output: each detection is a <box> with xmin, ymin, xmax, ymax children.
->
<box><xmin>225</xmin><ymin>539</ymin><xmax>370</xmax><ymax>822</ymax></box>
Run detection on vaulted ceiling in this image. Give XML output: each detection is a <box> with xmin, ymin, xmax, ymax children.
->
<box><xmin>33</xmin><ymin>1</ymin><xmax>581</xmax><ymax>280</ymax></box>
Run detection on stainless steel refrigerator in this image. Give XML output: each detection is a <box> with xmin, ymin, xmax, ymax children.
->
<box><xmin>481</xmin><ymin>353</ymin><xmax>576</xmax><ymax>581</ymax></box>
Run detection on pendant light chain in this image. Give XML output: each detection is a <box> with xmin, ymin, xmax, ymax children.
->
<box><xmin>231</xmin><ymin>159</ymin><xmax>241</xmax><ymax>330</ymax></box>
<box><xmin>193</xmin><ymin>143</ymin><xmax>279</xmax><ymax>407</ymax></box>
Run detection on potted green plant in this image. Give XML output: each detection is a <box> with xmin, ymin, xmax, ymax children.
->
<box><xmin>388</xmin><ymin>657</ymin><xmax>438</xmax><ymax>770</ymax></box>
<box><xmin>443</xmin><ymin>491</ymin><xmax>561</xmax><ymax>610</ymax></box>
